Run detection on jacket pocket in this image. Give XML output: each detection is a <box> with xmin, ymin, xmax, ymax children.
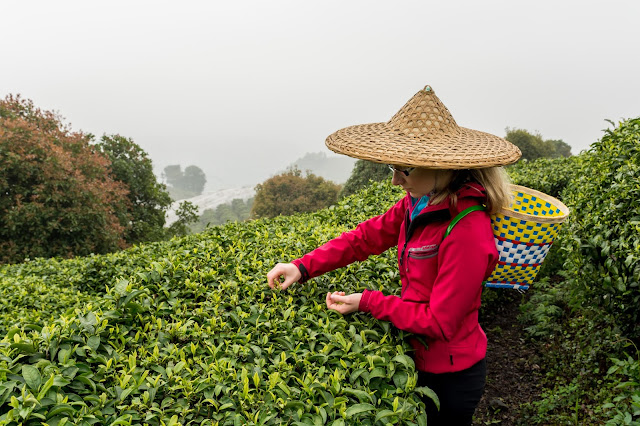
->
<box><xmin>408</xmin><ymin>244</ymin><xmax>439</xmax><ymax>259</ymax></box>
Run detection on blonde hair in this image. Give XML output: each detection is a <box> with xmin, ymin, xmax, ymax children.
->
<box><xmin>429</xmin><ymin>167</ymin><xmax>511</xmax><ymax>215</ymax></box>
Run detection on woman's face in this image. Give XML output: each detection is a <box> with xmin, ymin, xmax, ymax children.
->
<box><xmin>390</xmin><ymin>166</ymin><xmax>438</xmax><ymax>198</ymax></box>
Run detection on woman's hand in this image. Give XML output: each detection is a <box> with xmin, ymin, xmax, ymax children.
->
<box><xmin>266</xmin><ymin>262</ymin><xmax>301</xmax><ymax>290</ymax></box>
<box><xmin>326</xmin><ymin>291</ymin><xmax>362</xmax><ymax>315</ymax></box>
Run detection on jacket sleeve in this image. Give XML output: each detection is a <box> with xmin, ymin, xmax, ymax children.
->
<box><xmin>292</xmin><ymin>196</ymin><xmax>407</xmax><ymax>282</ymax></box>
<box><xmin>359</xmin><ymin>211</ymin><xmax>498</xmax><ymax>341</ymax></box>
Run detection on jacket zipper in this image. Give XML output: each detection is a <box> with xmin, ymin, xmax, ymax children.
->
<box><xmin>400</xmin><ymin>207</ymin><xmax>450</xmax><ymax>296</ymax></box>
<box><xmin>400</xmin><ymin>210</ymin><xmax>410</xmax><ymax>295</ymax></box>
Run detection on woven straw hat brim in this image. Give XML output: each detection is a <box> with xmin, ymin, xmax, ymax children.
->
<box><xmin>325</xmin><ymin>86</ymin><xmax>522</xmax><ymax>169</ymax></box>
<box><xmin>326</xmin><ymin>122</ymin><xmax>522</xmax><ymax>169</ymax></box>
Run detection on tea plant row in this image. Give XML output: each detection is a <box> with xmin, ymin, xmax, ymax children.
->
<box><xmin>0</xmin><ymin>183</ymin><xmax>437</xmax><ymax>425</ymax></box>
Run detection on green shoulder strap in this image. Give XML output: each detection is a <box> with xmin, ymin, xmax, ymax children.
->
<box><xmin>444</xmin><ymin>205</ymin><xmax>487</xmax><ymax>238</ymax></box>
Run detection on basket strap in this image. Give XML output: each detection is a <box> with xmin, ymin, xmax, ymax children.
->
<box><xmin>444</xmin><ymin>205</ymin><xmax>487</xmax><ymax>239</ymax></box>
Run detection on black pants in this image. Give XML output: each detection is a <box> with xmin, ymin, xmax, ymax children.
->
<box><xmin>417</xmin><ymin>358</ymin><xmax>487</xmax><ymax>426</ymax></box>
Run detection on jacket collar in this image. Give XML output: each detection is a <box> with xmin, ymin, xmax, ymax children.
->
<box><xmin>405</xmin><ymin>182</ymin><xmax>487</xmax><ymax>217</ymax></box>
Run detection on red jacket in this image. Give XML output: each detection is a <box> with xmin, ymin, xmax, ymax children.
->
<box><xmin>292</xmin><ymin>183</ymin><xmax>498</xmax><ymax>374</ymax></box>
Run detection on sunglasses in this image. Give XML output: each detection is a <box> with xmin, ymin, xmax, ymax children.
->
<box><xmin>387</xmin><ymin>164</ymin><xmax>415</xmax><ymax>177</ymax></box>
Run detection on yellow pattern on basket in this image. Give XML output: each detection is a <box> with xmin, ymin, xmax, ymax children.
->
<box><xmin>485</xmin><ymin>185</ymin><xmax>570</xmax><ymax>291</ymax></box>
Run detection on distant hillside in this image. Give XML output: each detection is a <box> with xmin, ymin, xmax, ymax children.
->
<box><xmin>287</xmin><ymin>152</ymin><xmax>355</xmax><ymax>183</ymax></box>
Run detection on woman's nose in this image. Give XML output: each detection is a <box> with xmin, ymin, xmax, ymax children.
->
<box><xmin>391</xmin><ymin>172</ymin><xmax>404</xmax><ymax>186</ymax></box>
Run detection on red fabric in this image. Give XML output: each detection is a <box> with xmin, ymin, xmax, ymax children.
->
<box><xmin>293</xmin><ymin>183</ymin><xmax>498</xmax><ymax>374</ymax></box>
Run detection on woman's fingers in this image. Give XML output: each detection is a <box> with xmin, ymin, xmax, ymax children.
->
<box><xmin>326</xmin><ymin>291</ymin><xmax>361</xmax><ymax>315</ymax></box>
<box><xmin>326</xmin><ymin>291</ymin><xmax>345</xmax><ymax>313</ymax></box>
<box><xmin>330</xmin><ymin>293</ymin><xmax>348</xmax><ymax>304</ymax></box>
<box><xmin>266</xmin><ymin>265</ymin><xmax>282</xmax><ymax>289</ymax></box>
<box><xmin>266</xmin><ymin>263</ymin><xmax>301</xmax><ymax>289</ymax></box>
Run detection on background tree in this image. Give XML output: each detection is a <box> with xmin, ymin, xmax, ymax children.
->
<box><xmin>183</xmin><ymin>165</ymin><xmax>207</xmax><ymax>194</ymax></box>
<box><xmin>0</xmin><ymin>95</ymin><xmax>130</xmax><ymax>264</ymax></box>
<box><xmin>505</xmin><ymin>128</ymin><xmax>548</xmax><ymax>160</ymax></box>
<box><xmin>505</xmin><ymin>128</ymin><xmax>573</xmax><ymax>161</ymax></box>
<box><xmin>162</xmin><ymin>164</ymin><xmax>207</xmax><ymax>200</ymax></box>
<box><xmin>166</xmin><ymin>200</ymin><xmax>199</xmax><ymax>237</ymax></box>
<box><xmin>251</xmin><ymin>168</ymin><xmax>340</xmax><ymax>218</ymax></box>
<box><xmin>339</xmin><ymin>160</ymin><xmax>391</xmax><ymax>199</ymax></box>
<box><xmin>96</xmin><ymin>134</ymin><xmax>172</xmax><ymax>244</ymax></box>
<box><xmin>546</xmin><ymin>139</ymin><xmax>573</xmax><ymax>158</ymax></box>
<box><xmin>190</xmin><ymin>197</ymin><xmax>254</xmax><ymax>233</ymax></box>
<box><xmin>163</xmin><ymin>165</ymin><xmax>183</xmax><ymax>188</ymax></box>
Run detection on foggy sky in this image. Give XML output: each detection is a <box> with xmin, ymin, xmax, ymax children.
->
<box><xmin>2</xmin><ymin>0</ymin><xmax>639</xmax><ymax>191</ymax></box>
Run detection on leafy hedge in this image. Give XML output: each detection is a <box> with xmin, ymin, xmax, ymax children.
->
<box><xmin>561</xmin><ymin>118</ymin><xmax>640</xmax><ymax>340</ymax></box>
<box><xmin>517</xmin><ymin>118</ymin><xmax>640</xmax><ymax>424</ymax></box>
<box><xmin>506</xmin><ymin>156</ymin><xmax>579</xmax><ymax>200</ymax></box>
<box><xmin>0</xmin><ymin>182</ymin><xmax>441</xmax><ymax>425</ymax></box>
<box><xmin>5</xmin><ymin>128</ymin><xmax>640</xmax><ymax>425</ymax></box>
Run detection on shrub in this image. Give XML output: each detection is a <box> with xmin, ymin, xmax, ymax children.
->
<box><xmin>191</xmin><ymin>198</ymin><xmax>254</xmax><ymax>233</ymax></box>
<box><xmin>96</xmin><ymin>135</ymin><xmax>173</xmax><ymax>244</ymax></box>
<box><xmin>339</xmin><ymin>160</ymin><xmax>391</xmax><ymax>199</ymax></box>
<box><xmin>0</xmin><ymin>179</ymin><xmax>431</xmax><ymax>424</ymax></box>
<box><xmin>561</xmin><ymin>117</ymin><xmax>640</xmax><ymax>340</ymax></box>
<box><xmin>0</xmin><ymin>95</ymin><xmax>130</xmax><ymax>264</ymax></box>
<box><xmin>506</xmin><ymin>156</ymin><xmax>580</xmax><ymax>200</ymax></box>
<box><xmin>252</xmin><ymin>168</ymin><xmax>340</xmax><ymax>218</ymax></box>
<box><xmin>517</xmin><ymin>117</ymin><xmax>640</xmax><ymax>424</ymax></box>
<box><xmin>505</xmin><ymin>128</ymin><xmax>572</xmax><ymax>161</ymax></box>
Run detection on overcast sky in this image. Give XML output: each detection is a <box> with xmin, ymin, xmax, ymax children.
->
<box><xmin>2</xmin><ymin>0</ymin><xmax>639</xmax><ymax>190</ymax></box>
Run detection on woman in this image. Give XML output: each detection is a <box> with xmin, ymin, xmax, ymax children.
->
<box><xmin>266</xmin><ymin>85</ymin><xmax>521</xmax><ymax>425</ymax></box>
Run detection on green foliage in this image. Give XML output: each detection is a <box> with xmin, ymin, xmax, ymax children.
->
<box><xmin>562</xmin><ymin>117</ymin><xmax>640</xmax><ymax>340</ymax></box>
<box><xmin>517</xmin><ymin>278</ymin><xmax>567</xmax><ymax>339</ymax></box>
<box><xmin>163</xmin><ymin>165</ymin><xmax>207</xmax><ymax>200</ymax></box>
<box><xmin>546</xmin><ymin>139</ymin><xmax>573</xmax><ymax>158</ymax></box>
<box><xmin>0</xmin><ymin>262</ymin><xmax>99</xmax><ymax>334</ymax></box>
<box><xmin>507</xmin><ymin>156</ymin><xmax>580</xmax><ymax>199</ymax></box>
<box><xmin>339</xmin><ymin>160</ymin><xmax>391</xmax><ymax>199</ymax></box>
<box><xmin>0</xmin><ymin>95</ymin><xmax>130</xmax><ymax>264</ymax></box>
<box><xmin>517</xmin><ymin>117</ymin><xmax>640</xmax><ymax>424</ymax></box>
<box><xmin>518</xmin><ymin>305</ymin><xmax>630</xmax><ymax>424</ymax></box>
<box><xmin>96</xmin><ymin>135</ymin><xmax>173</xmax><ymax>244</ymax></box>
<box><xmin>604</xmin><ymin>354</ymin><xmax>640</xmax><ymax>425</ymax></box>
<box><xmin>505</xmin><ymin>128</ymin><xmax>573</xmax><ymax>161</ymax></box>
<box><xmin>252</xmin><ymin>168</ymin><xmax>341</xmax><ymax>219</ymax></box>
<box><xmin>0</xmin><ymin>180</ymin><xmax>430</xmax><ymax>424</ymax></box>
<box><xmin>191</xmin><ymin>198</ymin><xmax>255</xmax><ymax>232</ymax></box>
<box><xmin>183</xmin><ymin>166</ymin><xmax>207</xmax><ymax>195</ymax></box>
<box><xmin>167</xmin><ymin>201</ymin><xmax>199</xmax><ymax>238</ymax></box>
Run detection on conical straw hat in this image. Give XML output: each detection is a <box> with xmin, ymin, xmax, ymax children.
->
<box><xmin>325</xmin><ymin>85</ymin><xmax>521</xmax><ymax>169</ymax></box>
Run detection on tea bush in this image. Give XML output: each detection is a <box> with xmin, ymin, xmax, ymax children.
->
<box><xmin>519</xmin><ymin>118</ymin><xmax>640</xmax><ymax>424</ymax></box>
<box><xmin>0</xmin><ymin>181</ymin><xmax>438</xmax><ymax>425</ymax></box>
<box><xmin>562</xmin><ymin>118</ymin><xmax>640</xmax><ymax>340</ymax></box>
<box><xmin>506</xmin><ymin>156</ymin><xmax>579</xmax><ymax>200</ymax></box>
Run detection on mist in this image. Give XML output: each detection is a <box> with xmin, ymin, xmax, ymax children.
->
<box><xmin>1</xmin><ymin>0</ymin><xmax>639</xmax><ymax>191</ymax></box>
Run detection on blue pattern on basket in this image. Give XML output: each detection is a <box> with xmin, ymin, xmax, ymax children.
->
<box><xmin>484</xmin><ymin>187</ymin><xmax>568</xmax><ymax>291</ymax></box>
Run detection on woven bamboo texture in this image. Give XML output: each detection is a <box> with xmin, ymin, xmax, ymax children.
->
<box><xmin>325</xmin><ymin>86</ymin><xmax>522</xmax><ymax>169</ymax></box>
<box><xmin>485</xmin><ymin>185</ymin><xmax>570</xmax><ymax>291</ymax></box>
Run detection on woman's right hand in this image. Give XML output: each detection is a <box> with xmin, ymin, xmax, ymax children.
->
<box><xmin>266</xmin><ymin>262</ymin><xmax>301</xmax><ymax>290</ymax></box>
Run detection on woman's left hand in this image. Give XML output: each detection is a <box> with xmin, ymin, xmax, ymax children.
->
<box><xmin>326</xmin><ymin>291</ymin><xmax>362</xmax><ymax>315</ymax></box>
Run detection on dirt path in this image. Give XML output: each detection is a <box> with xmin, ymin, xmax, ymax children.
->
<box><xmin>474</xmin><ymin>292</ymin><xmax>542</xmax><ymax>425</ymax></box>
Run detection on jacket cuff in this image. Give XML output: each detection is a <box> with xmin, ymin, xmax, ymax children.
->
<box><xmin>291</xmin><ymin>259</ymin><xmax>310</xmax><ymax>283</ymax></box>
<box><xmin>359</xmin><ymin>289</ymin><xmax>373</xmax><ymax>312</ymax></box>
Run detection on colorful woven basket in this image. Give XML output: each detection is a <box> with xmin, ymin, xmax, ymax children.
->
<box><xmin>485</xmin><ymin>184</ymin><xmax>570</xmax><ymax>291</ymax></box>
